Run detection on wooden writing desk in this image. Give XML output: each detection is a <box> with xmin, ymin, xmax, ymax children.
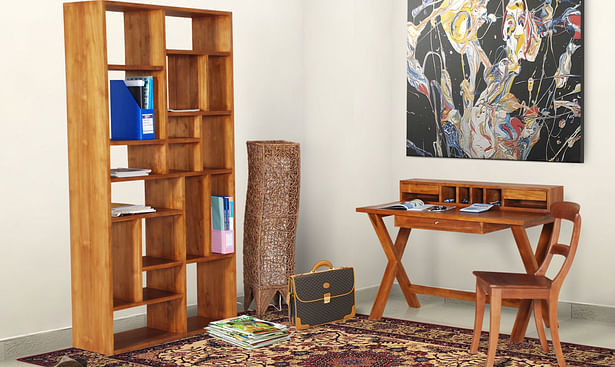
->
<box><xmin>356</xmin><ymin>179</ymin><xmax>563</xmax><ymax>343</ymax></box>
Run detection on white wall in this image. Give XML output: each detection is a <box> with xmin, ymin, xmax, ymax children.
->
<box><xmin>0</xmin><ymin>0</ymin><xmax>304</xmax><ymax>340</ymax></box>
<box><xmin>1</xmin><ymin>0</ymin><xmax>613</xmax><ymax>343</ymax></box>
<box><xmin>297</xmin><ymin>0</ymin><xmax>394</xmax><ymax>291</ymax></box>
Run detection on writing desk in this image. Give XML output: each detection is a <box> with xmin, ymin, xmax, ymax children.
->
<box><xmin>356</xmin><ymin>179</ymin><xmax>563</xmax><ymax>343</ymax></box>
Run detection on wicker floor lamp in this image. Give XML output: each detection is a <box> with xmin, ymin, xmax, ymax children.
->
<box><xmin>243</xmin><ymin>141</ymin><xmax>300</xmax><ymax>318</ymax></box>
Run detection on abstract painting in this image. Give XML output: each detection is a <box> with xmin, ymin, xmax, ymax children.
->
<box><xmin>406</xmin><ymin>0</ymin><xmax>583</xmax><ymax>162</ymax></box>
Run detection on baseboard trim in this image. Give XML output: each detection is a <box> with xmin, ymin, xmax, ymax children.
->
<box><xmin>2</xmin><ymin>288</ymin><xmax>614</xmax><ymax>361</ymax></box>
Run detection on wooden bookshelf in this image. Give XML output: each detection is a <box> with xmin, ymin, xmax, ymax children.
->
<box><xmin>63</xmin><ymin>1</ymin><xmax>236</xmax><ymax>355</ymax></box>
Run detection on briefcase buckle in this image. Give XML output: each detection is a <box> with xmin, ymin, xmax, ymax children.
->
<box><xmin>324</xmin><ymin>293</ymin><xmax>331</xmax><ymax>304</ymax></box>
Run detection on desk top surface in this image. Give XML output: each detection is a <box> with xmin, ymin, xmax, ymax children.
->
<box><xmin>356</xmin><ymin>202</ymin><xmax>553</xmax><ymax>227</ymax></box>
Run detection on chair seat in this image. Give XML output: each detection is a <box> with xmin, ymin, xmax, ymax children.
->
<box><xmin>473</xmin><ymin>271</ymin><xmax>552</xmax><ymax>289</ymax></box>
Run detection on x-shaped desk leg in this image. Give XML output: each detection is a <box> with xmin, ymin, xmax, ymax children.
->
<box><xmin>510</xmin><ymin>223</ymin><xmax>554</xmax><ymax>343</ymax></box>
<box><xmin>368</xmin><ymin>213</ymin><xmax>421</xmax><ymax>320</ymax></box>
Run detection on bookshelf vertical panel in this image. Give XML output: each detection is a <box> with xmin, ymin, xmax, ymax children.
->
<box><xmin>124</xmin><ymin>9</ymin><xmax>168</xmax><ymax>140</ymax></box>
<box><xmin>63</xmin><ymin>1</ymin><xmax>114</xmax><ymax>355</ymax></box>
<box><xmin>186</xmin><ymin>176</ymin><xmax>212</xmax><ymax>258</ymax></box>
<box><xmin>197</xmin><ymin>56</ymin><xmax>209</xmax><ymax>111</ymax></box>
<box><xmin>202</xmin><ymin>116</ymin><xmax>233</xmax><ymax>169</ymax></box>
<box><xmin>197</xmin><ymin>257</ymin><xmax>237</xmax><ymax>320</ymax></box>
<box><xmin>112</xmin><ymin>220</ymin><xmax>143</xmax><ymax>304</ymax></box>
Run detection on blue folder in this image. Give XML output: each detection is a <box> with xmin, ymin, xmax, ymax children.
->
<box><xmin>110</xmin><ymin>80</ymin><xmax>155</xmax><ymax>140</ymax></box>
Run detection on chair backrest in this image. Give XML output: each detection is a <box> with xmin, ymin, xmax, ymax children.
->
<box><xmin>535</xmin><ymin>201</ymin><xmax>581</xmax><ymax>290</ymax></box>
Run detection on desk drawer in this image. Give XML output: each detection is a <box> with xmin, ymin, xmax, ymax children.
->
<box><xmin>401</xmin><ymin>183</ymin><xmax>439</xmax><ymax>195</ymax></box>
<box><xmin>502</xmin><ymin>189</ymin><xmax>547</xmax><ymax>201</ymax></box>
<box><xmin>394</xmin><ymin>216</ymin><xmax>507</xmax><ymax>234</ymax></box>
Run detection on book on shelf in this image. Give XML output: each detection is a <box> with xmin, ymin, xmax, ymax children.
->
<box><xmin>125</xmin><ymin>76</ymin><xmax>154</xmax><ymax>109</ymax></box>
<box><xmin>460</xmin><ymin>203</ymin><xmax>494</xmax><ymax>213</ymax></box>
<box><xmin>380</xmin><ymin>199</ymin><xmax>435</xmax><ymax>211</ymax></box>
<box><xmin>206</xmin><ymin>315</ymin><xmax>291</xmax><ymax>349</ymax></box>
<box><xmin>111</xmin><ymin>203</ymin><xmax>156</xmax><ymax>217</ymax></box>
<box><xmin>211</xmin><ymin>195</ymin><xmax>234</xmax><ymax>254</ymax></box>
<box><xmin>110</xmin><ymin>168</ymin><xmax>152</xmax><ymax>178</ymax></box>
<box><xmin>124</xmin><ymin>79</ymin><xmax>145</xmax><ymax>108</ymax></box>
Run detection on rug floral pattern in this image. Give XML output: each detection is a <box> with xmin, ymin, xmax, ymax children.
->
<box><xmin>19</xmin><ymin>310</ymin><xmax>615</xmax><ymax>367</ymax></box>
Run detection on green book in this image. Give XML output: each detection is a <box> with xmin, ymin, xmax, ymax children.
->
<box><xmin>211</xmin><ymin>196</ymin><xmax>225</xmax><ymax>230</ymax></box>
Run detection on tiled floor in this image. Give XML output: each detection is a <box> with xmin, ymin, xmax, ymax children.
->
<box><xmin>3</xmin><ymin>286</ymin><xmax>614</xmax><ymax>366</ymax></box>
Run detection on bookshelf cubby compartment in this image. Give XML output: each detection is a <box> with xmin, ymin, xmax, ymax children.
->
<box><xmin>168</xmin><ymin>54</ymin><xmax>199</xmax><ymax>110</ymax></box>
<box><xmin>64</xmin><ymin>1</ymin><xmax>236</xmax><ymax>355</ymax></box>
<box><xmin>168</xmin><ymin>141</ymin><xmax>202</xmax><ymax>172</ymax></box>
<box><xmin>202</xmin><ymin>116</ymin><xmax>234</xmax><ymax>170</ymax></box>
<box><xmin>207</xmin><ymin>56</ymin><xmax>233</xmax><ymax>112</ymax></box>
<box><xmin>168</xmin><ymin>116</ymin><xmax>200</xmax><ymax>139</ymax></box>
<box><xmin>399</xmin><ymin>179</ymin><xmax>563</xmax><ymax>213</ymax></box>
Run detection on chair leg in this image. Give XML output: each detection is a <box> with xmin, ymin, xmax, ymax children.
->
<box><xmin>470</xmin><ymin>282</ymin><xmax>486</xmax><ymax>353</ymax></box>
<box><xmin>533</xmin><ymin>300</ymin><xmax>549</xmax><ymax>352</ymax></box>
<box><xmin>486</xmin><ymin>289</ymin><xmax>502</xmax><ymax>367</ymax></box>
<box><xmin>549</xmin><ymin>296</ymin><xmax>566</xmax><ymax>367</ymax></box>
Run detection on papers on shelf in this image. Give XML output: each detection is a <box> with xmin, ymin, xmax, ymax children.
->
<box><xmin>111</xmin><ymin>168</ymin><xmax>152</xmax><ymax>178</ymax></box>
<box><xmin>460</xmin><ymin>203</ymin><xmax>494</xmax><ymax>213</ymax></box>
<box><xmin>206</xmin><ymin>315</ymin><xmax>292</xmax><ymax>349</ymax></box>
<box><xmin>168</xmin><ymin>108</ymin><xmax>201</xmax><ymax>113</ymax></box>
<box><xmin>111</xmin><ymin>203</ymin><xmax>156</xmax><ymax>217</ymax></box>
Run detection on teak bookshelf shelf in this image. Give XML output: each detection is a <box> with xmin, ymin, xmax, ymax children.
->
<box><xmin>63</xmin><ymin>1</ymin><xmax>236</xmax><ymax>355</ymax></box>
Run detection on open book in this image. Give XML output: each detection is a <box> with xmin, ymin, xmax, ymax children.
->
<box><xmin>381</xmin><ymin>199</ymin><xmax>436</xmax><ymax>211</ymax></box>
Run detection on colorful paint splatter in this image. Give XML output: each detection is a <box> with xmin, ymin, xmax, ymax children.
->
<box><xmin>406</xmin><ymin>0</ymin><xmax>583</xmax><ymax>162</ymax></box>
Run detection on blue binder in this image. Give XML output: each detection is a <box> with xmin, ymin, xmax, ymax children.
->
<box><xmin>110</xmin><ymin>80</ymin><xmax>155</xmax><ymax>140</ymax></box>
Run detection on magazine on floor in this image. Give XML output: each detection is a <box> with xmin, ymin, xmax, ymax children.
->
<box><xmin>206</xmin><ymin>315</ymin><xmax>291</xmax><ymax>349</ymax></box>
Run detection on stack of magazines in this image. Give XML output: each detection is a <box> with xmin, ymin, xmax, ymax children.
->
<box><xmin>206</xmin><ymin>315</ymin><xmax>291</xmax><ymax>349</ymax></box>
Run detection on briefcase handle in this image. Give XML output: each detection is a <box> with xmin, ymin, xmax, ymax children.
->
<box><xmin>311</xmin><ymin>260</ymin><xmax>333</xmax><ymax>272</ymax></box>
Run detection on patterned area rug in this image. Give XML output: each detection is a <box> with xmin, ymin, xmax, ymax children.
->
<box><xmin>19</xmin><ymin>309</ymin><xmax>615</xmax><ymax>367</ymax></box>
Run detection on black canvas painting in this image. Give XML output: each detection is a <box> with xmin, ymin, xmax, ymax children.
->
<box><xmin>406</xmin><ymin>0</ymin><xmax>583</xmax><ymax>162</ymax></box>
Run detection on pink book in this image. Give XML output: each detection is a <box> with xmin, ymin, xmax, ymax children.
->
<box><xmin>212</xmin><ymin>225</ymin><xmax>234</xmax><ymax>254</ymax></box>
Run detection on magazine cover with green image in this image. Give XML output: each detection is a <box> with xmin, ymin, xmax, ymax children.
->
<box><xmin>209</xmin><ymin>315</ymin><xmax>287</xmax><ymax>337</ymax></box>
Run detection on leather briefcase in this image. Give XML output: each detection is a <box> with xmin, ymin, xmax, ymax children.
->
<box><xmin>288</xmin><ymin>260</ymin><xmax>355</xmax><ymax>329</ymax></box>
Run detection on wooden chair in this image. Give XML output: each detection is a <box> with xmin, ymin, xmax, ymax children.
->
<box><xmin>470</xmin><ymin>201</ymin><xmax>581</xmax><ymax>367</ymax></box>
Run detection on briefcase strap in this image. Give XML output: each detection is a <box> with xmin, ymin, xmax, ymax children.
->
<box><xmin>311</xmin><ymin>260</ymin><xmax>333</xmax><ymax>272</ymax></box>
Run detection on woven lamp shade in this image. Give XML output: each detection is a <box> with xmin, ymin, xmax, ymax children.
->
<box><xmin>243</xmin><ymin>140</ymin><xmax>300</xmax><ymax>318</ymax></box>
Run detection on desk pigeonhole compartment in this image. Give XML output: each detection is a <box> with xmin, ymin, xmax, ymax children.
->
<box><xmin>400</xmin><ymin>182</ymin><xmax>439</xmax><ymax>203</ymax></box>
<box><xmin>502</xmin><ymin>189</ymin><xmax>548</xmax><ymax>211</ymax></box>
